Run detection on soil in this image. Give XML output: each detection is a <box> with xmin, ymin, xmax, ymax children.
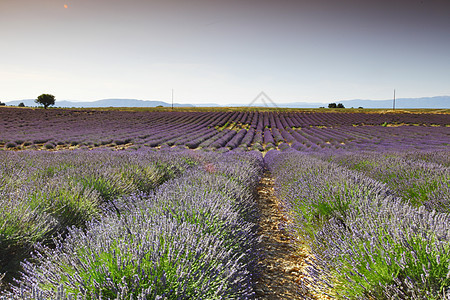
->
<box><xmin>254</xmin><ymin>171</ymin><xmax>331</xmax><ymax>300</ymax></box>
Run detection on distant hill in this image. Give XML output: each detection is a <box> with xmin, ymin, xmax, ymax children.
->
<box><xmin>339</xmin><ymin>96</ymin><xmax>450</xmax><ymax>109</ymax></box>
<box><xmin>4</xmin><ymin>96</ymin><xmax>449</xmax><ymax>109</ymax></box>
<box><xmin>230</xmin><ymin>96</ymin><xmax>450</xmax><ymax>109</ymax></box>
<box><xmin>191</xmin><ymin>103</ymin><xmax>222</xmax><ymax>107</ymax></box>
<box><xmin>4</xmin><ymin>98</ymin><xmax>193</xmax><ymax>108</ymax></box>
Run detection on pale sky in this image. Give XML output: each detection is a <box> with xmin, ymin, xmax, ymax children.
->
<box><xmin>1</xmin><ymin>0</ymin><xmax>450</xmax><ymax>105</ymax></box>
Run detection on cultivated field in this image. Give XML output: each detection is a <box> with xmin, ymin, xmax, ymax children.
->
<box><xmin>0</xmin><ymin>106</ymin><xmax>449</xmax><ymax>299</ymax></box>
<box><xmin>0</xmin><ymin>107</ymin><xmax>448</xmax><ymax>152</ymax></box>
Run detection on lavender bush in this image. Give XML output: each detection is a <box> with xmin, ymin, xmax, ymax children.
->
<box><xmin>265</xmin><ymin>150</ymin><xmax>391</xmax><ymax>239</ymax></box>
<box><xmin>320</xmin><ymin>151</ymin><xmax>450</xmax><ymax>211</ymax></box>
<box><xmin>314</xmin><ymin>199</ymin><xmax>450</xmax><ymax>299</ymax></box>
<box><xmin>402</xmin><ymin>150</ymin><xmax>450</xmax><ymax>167</ymax></box>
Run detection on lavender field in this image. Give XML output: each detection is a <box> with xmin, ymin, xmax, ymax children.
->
<box><xmin>0</xmin><ymin>107</ymin><xmax>448</xmax><ymax>152</ymax></box>
<box><xmin>0</xmin><ymin>107</ymin><xmax>449</xmax><ymax>299</ymax></box>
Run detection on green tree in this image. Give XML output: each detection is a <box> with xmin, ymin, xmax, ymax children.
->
<box><xmin>35</xmin><ymin>94</ymin><xmax>55</xmax><ymax>109</ymax></box>
<box><xmin>328</xmin><ymin>103</ymin><xmax>337</xmax><ymax>108</ymax></box>
<box><xmin>18</xmin><ymin>102</ymin><xmax>25</xmax><ymax>107</ymax></box>
<box><xmin>0</xmin><ymin>101</ymin><xmax>5</xmax><ymax>106</ymax></box>
<box><xmin>337</xmin><ymin>103</ymin><xmax>345</xmax><ymax>108</ymax></box>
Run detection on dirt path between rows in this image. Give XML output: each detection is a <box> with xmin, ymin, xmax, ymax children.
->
<box><xmin>254</xmin><ymin>171</ymin><xmax>328</xmax><ymax>300</ymax></box>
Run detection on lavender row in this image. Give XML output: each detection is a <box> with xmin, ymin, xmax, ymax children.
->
<box><xmin>5</xmin><ymin>150</ymin><xmax>264</xmax><ymax>299</ymax></box>
<box><xmin>317</xmin><ymin>151</ymin><xmax>450</xmax><ymax>212</ymax></box>
<box><xmin>0</xmin><ymin>149</ymin><xmax>196</xmax><ymax>287</ymax></box>
<box><xmin>265</xmin><ymin>150</ymin><xmax>450</xmax><ymax>299</ymax></box>
<box><xmin>402</xmin><ymin>150</ymin><xmax>450</xmax><ymax>167</ymax></box>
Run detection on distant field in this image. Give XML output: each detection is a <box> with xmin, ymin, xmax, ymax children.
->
<box><xmin>1</xmin><ymin>106</ymin><xmax>448</xmax><ymax>152</ymax></box>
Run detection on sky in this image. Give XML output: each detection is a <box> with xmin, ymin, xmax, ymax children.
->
<box><xmin>1</xmin><ymin>0</ymin><xmax>450</xmax><ymax>105</ymax></box>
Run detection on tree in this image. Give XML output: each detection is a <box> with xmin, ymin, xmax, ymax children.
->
<box><xmin>328</xmin><ymin>103</ymin><xmax>337</xmax><ymax>108</ymax></box>
<box><xmin>18</xmin><ymin>102</ymin><xmax>25</xmax><ymax>107</ymax></box>
<box><xmin>337</xmin><ymin>103</ymin><xmax>345</xmax><ymax>108</ymax></box>
<box><xmin>35</xmin><ymin>94</ymin><xmax>55</xmax><ymax>109</ymax></box>
<box><xmin>0</xmin><ymin>101</ymin><xmax>5</xmax><ymax>106</ymax></box>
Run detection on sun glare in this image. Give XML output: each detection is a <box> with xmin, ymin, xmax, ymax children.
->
<box><xmin>64</xmin><ymin>4</ymin><xmax>68</xmax><ymax>8</ymax></box>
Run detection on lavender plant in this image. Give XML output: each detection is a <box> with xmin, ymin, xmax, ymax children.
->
<box><xmin>312</xmin><ymin>194</ymin><xmax>450</xmax><ymax>299</ymax></box>
<box><xmin>321</xmin><ymin>151</ymin><xmax>450</xmax><ymax>211</ymax></box>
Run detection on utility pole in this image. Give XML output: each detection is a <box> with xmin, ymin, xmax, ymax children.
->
<box><xmin>171</xmin><ymin>89</ymin><xmax>174</xmax><ymax>111</ymax></box>
<box><xmin>393</xmin><ymin>89</ymin><xmax>396</xmax><ymax>111</ymax></box>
